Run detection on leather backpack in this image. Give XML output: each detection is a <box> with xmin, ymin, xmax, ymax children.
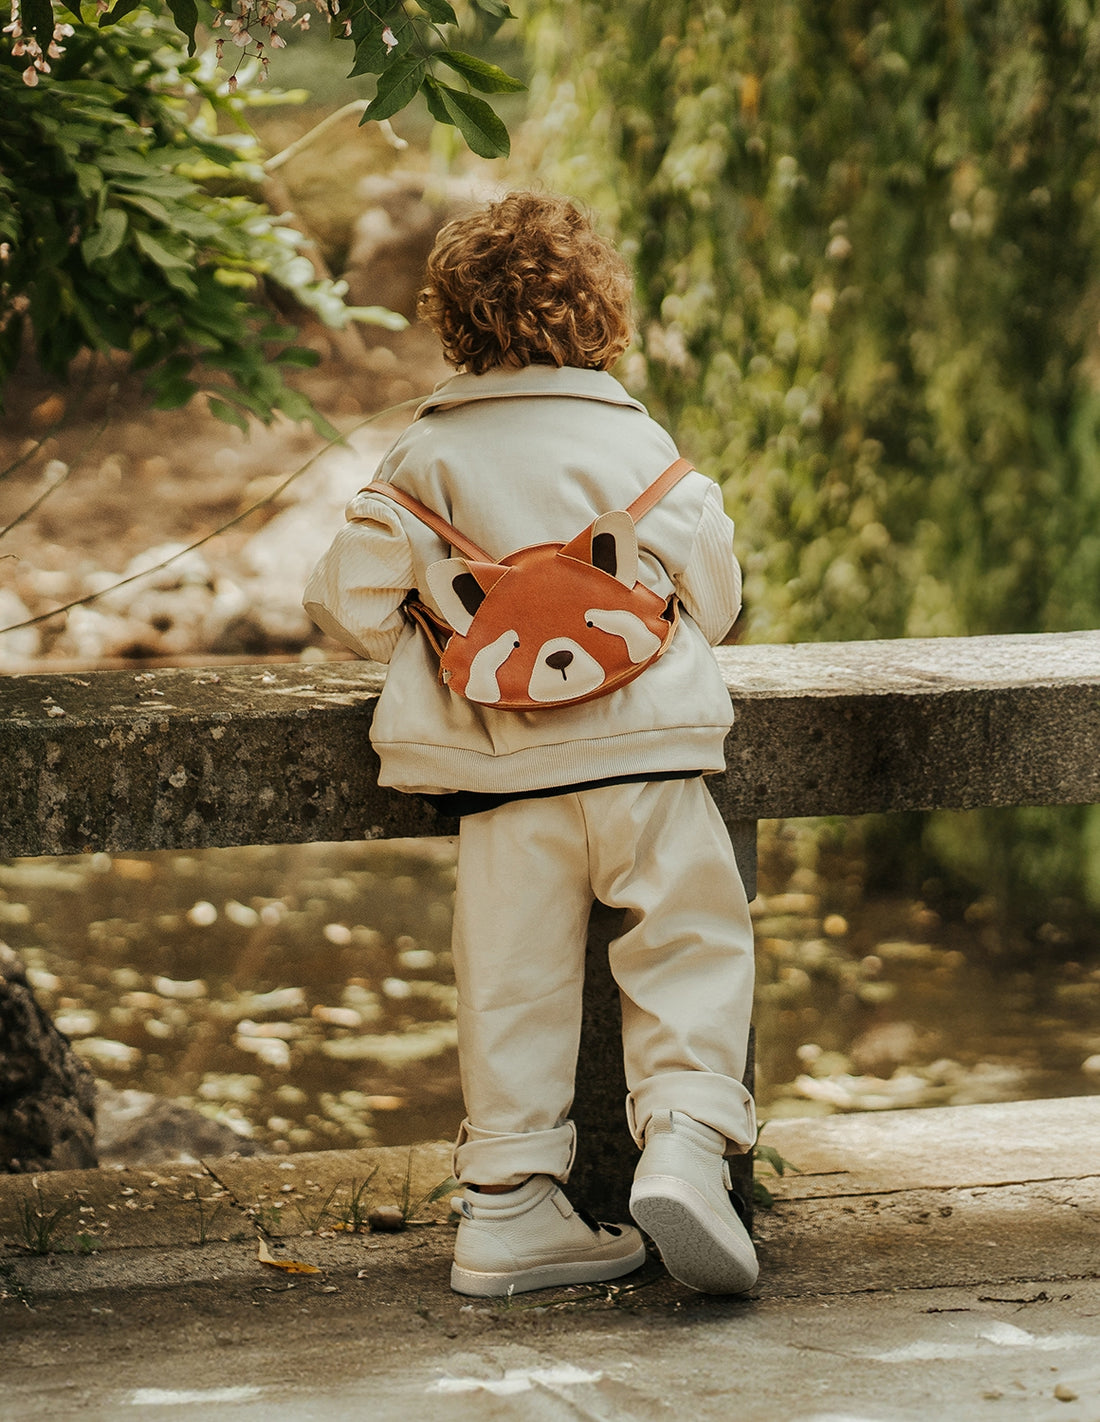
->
<box><xmin>360</xmin><ymin>457</ymin><xmax>695</xmax><ymax>711</ymax></box>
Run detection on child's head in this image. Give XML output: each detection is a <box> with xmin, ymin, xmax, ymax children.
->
<box><xmin>417</xmin><ymin>192</ymin><xmax>634</xmax><ymax>375</ymax></box>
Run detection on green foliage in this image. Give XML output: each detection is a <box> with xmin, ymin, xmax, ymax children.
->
<box><xmin>76</xmin><ymin>0</ymin><xmax>524</xmax><ymax>156</ymax></box>
<box><xmin>1</xmin><ymin>1</ymin><xmax>522</xmax><ymax>425</ymax></box>
<box><xmin>0</xmin><ymin>9</ymin><xmax>383</xmax><ymax>429</ymax></box>
<box><xmin>522</xmin><ymin>0</ymin><xmax>1100</xmax><ymax>647</ymax></box>
<box><xmin>347</xmin><ymin>0</ymin><xmax>523</xmax><ymax>156</ymax></box>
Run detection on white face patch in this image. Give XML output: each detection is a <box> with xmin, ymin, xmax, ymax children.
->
<box><xmin>464</xmin><ymin>628</ymin><xmax>520</xmax><ymax>704</ymax></box>
<box><xmin>584</xmin><ymin>608</ymin><xmax>663</xmax><ymax>663</ymax></box>
<box><xmin>527</xmin><ymin>638</ymin><xmax>606</xmax><ymax>703</ymax></box>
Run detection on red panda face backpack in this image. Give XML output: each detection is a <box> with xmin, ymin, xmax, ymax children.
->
<box><xmin>361</xmin><ymin>458</ymin><xmax>695</xmax><ymax>712</ymax></box>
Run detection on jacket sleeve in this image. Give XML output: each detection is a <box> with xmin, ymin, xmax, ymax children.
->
<box><xmin>675</xmin><ymin>480</ymin><xmax>742</xmax><ymax>645</ymax></box>
<box><xmin>302</xmin><ymin>492</ymin><xmax>415</xmax><ymax>664</ymax></box>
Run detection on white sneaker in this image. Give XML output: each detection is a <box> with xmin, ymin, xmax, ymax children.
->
<box><xmin>450</xmin><ymin>1175</ymin><xmax>647</xmax><ymax>1297</ymax></box>
<box><xmin>630</xmin><ymin>1110</ymin><xmax>759</xmax><ymax>1294</ymax></box>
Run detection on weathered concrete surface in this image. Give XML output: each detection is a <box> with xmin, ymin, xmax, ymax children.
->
<box><xmin>0</xmin><ymin>662</ymin><xmax>450</xmax><ymax>856</ymax></box>
<box><xmin>1</xmin><ymin>1099</ymin><xmax>1098</xmax><ymax>1422</ymax></box>
<box><xmin>760</xmin><ymin>1095</ymin><xmax>1100</xmax><ymax>1199</ymax></box>
<box><xmin>0</xmin><ymin>1141</ymin><xmax>454</xmax><ymax>1261</ymax></box>
<box><xmin>3</xmin><ymin>630</ymin><xmax>1100</xmax><ymax>856</ymax></box>
<box><xmin>715</xmin><ymin>628</ymin><xmax>1100</xmax><ymax>819</ymax></box>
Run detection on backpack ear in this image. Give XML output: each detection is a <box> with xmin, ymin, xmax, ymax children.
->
<box><xmin>426</xmin><ymin>558</ymin><xmax>508</xmax><ymax>635</ymax></box>
<box><xmin>588</xmin><ymin>510</ymin><xmax>639</xmax><ymax>588</ymax></box>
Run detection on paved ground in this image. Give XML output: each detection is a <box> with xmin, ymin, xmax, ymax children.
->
<box><xmin>2</xmin><ymin>1098</ymin><xmax>1099</xmax><ymax>1421</ymax></box>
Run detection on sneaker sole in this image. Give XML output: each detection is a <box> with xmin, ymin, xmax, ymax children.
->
<box><xmin>630</xmin><ymin>1176</ymin><xmax>758</xmax><ymax>1294</ymax></box>
<box><xmin>451</xmin><ymin>1240</ymin><xmax>647</xmax><ymax>1298</ymax></box>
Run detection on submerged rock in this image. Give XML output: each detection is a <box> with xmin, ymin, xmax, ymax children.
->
<box><xmin>96</xmin><ymin>1084</ymin><xmax>258</xmax><ymax>1167</ymax></box>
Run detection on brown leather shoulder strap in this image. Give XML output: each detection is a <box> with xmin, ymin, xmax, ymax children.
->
<box><xmin>625</xmin><ymin>457</ymin><xmax>696</xmax><ymax>523</ymax></box>
<box><xmin>363</xmin><ymin>456</ymin><xmax>695</xmax><ymax>561</ymax></box>
<box><xmin>359</xmin><ymin>482</ymin><xmax>493</xmax><ymax>563</ymax></box>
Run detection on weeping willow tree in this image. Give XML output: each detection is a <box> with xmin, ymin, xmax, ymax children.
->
<box><xmin>518</xmin><ymin>0</ymin><xmax>1100</xmax><ymax>921</ymax></box>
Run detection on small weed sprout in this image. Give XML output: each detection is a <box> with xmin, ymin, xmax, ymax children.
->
<box><xmin>752</xmin><ymin>1125</ymin><xmax>799</xmax><ymax>1209</ymax></box>
<box><xmin>295</xmin><ymin>1184</ymin><xmax>342</xmax><ymax>1234</ymax></box>
<box><xmin>251</xmin><ymin>1203</ymin><xmax>286</xmax><ymax>1236</ymax></box>
<box><xmin>401</xmin><ymin>1170</ymin><xmax>458</xmax><ymax>1226</ymax></box>
<box><xmin>193</xmin><ymin>1196</ymin><xmax>225</xmax><ymax>1246</ymax></box>
<box><xmin>328</xmin><ymin>1173</ymin><xmax>378</xmax><ymax>1233</ymax></box>
<box><xmin>16</xmin><ymin>1184</ymin><xmax>74</xmax><ymax>1255</ymax></box>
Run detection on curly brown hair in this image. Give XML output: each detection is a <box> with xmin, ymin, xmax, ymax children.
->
<box><xmin>416</xmin><ymin>192</ymin><xmax>634</xmax><ymax>374</ymax></box>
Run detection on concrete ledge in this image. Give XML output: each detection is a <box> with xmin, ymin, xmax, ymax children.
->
<box><xmin>3</xmin><ymin>630</ymin><xmax>1099</xmax><ymax>857</ymax></box>
<box><xmin>716</xmin><ymin>629</ymin><xmax>1100</xmax><ymax>819</ymax></box>
<box><xmin>0</xmin><ymin>663</ymin><xmax>451</xmax><ymax>856</ymax></box>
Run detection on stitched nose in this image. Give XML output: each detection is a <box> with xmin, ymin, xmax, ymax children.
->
<box><xmin>545</xmin><ymin>650</ymin><xmax>574</xmax><ymax>678</ymax></box>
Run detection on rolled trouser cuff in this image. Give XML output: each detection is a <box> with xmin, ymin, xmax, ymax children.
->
<box><xmin>626</xmin><ymin>1072</ymin><xmax>757</xmax><ymax>1153</ymax></box>
<box><xmin>452</xmin><ymin>1118</ymin><xmax>578</xmax><ymax>1188</ymax></box>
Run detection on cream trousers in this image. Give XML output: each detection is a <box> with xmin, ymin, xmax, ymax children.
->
<box><xmin>450</xmin><ymin>777</ymin><xmax>756</xmax><ymax>1188</ymax></box>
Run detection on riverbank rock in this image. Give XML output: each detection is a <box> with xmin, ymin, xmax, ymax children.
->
<box><xmin>0</xmin><ymin>943</ymin><xmax>98</xmax><ymax>1173</ymax></box>
<box><xmin>0</xmin><ymin>589</ymin><xmax>40</xmax><ymax>670</ymax></box>
<box><xmin>96</xmin><ymin>1085</ymin><xmax>258</xmax><ymax>1168</ymax></box>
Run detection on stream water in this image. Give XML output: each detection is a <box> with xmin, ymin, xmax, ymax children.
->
<box><xmin>3</xmin><ymin>822</ymin><xmax>1099</xmax><ymax>1161</ymax></box>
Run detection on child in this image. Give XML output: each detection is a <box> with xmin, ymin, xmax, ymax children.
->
<box><xmin>303</xmin><ymin>191</ymin><xmax>758</xmax><ymax>1298</ymax></box>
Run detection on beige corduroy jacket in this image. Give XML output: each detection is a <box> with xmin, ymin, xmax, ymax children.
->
<box><xmin>303</xmin><ymin>365</ymin><xmax>741</xmax><ymax>797</ymax></box>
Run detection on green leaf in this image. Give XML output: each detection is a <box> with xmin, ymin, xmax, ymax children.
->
<box><xmin>112</xmin><ymin>173</ymin><xmax>197</xmax><ymax>200</ymax></box>
<box><xmin>360</xmin><ymin>56</ymin><xmax>427</xmax><ymax>124</ymax></box>
<box><xmin>134</xmin><ymin>229</ymin><xmax>194</xmax><ymax>272</ymax></box>
<box><xmin>417</xmin><ymin>0</ymin><xmax>458</xmax><ymax>23</ymax></box>
<box><xmin>82</xmin><ymin>208</ymin><xmax>128</xmax><ymax>266</ymax></box>
<box><xmin>166</xmin><ymin>0</ymin><xmax>200</xmax><ymax>54</ymax></box>
<box><xmin>275</xmin><ymin>346</ymin><xmax>322</xmax><ymax>368</ymax></box>
<box><xmin>151</xmin><ymin>376</ymin><xmax>199</xmax><ymax>410</ymax></box>
<box><xmin>99</xmin><ymin>0</ymin><xmax>147</xmax><ymax>29</ymax></box>
<box><xmin>73</xmin><ymin>163</ymin><xmax>106</xmax><ymax>201</ymax></box>
<box><xmin>429</xmin><ymin>82</ymin><xmax>510</xmax><ymax>158</ymax></box>
<box><xmin>422</xmin><ymin>74</ymin><xmax>450</xmax><ymax>125</ymax></box>
<box><xmin>21</xmin><ymin>0</ymin><xmax>55</xmax><ymax>54</ymax></box>
<box><xmin>117</xmin><ymin>192</ymin><xmax>174</xmax><ymax>226</ymax></box>
<box><xmin>208</xmin><ymin>397</ymin><xmax>251</xmax><ymax>432</ymax></box>
<box><xmin>437</xmin><ymin>49</ymin><xmax>525</xmax><ymax>93</ymax></box>
<box><xmin>470</xmin><ymin>0</ymin><xmax>513</xmax><ymax>32</ymax></box>
<box><xmin>348</xmin><ymin>16</ymin><xmax>413</xmax><ymax>78</ymax></box>
<box><xmin>162</xmin><ymin>266</ymin><xmax>199</xmax><ymax>298</ymax></box>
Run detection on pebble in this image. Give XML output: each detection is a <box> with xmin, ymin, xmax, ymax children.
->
<box><xmin>368</xmin><ymin>1205</ymin><xmax>405</xmax><ymax>1232</ymax></box>
<box><xmin>224</xmin><ymin>900</ymin><xmax>260</xmax><ymax>928</ymax></box>
<box><xmin>312</xmin><ymin>1005</ymin><xmax>364</xmax><ymax>1028</ymax></box>
<box><xmin>154</xmin><ymin>976</ymin><xmax>208</xmax><ymax>1000</ymax></box>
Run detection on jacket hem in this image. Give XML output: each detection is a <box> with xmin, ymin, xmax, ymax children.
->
<box><xmin>372</xmin><ymin>725</ymin><xmax>730</xmax><ymax>797</ymax></box>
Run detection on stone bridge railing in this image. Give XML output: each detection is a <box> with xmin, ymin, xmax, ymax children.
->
<box><xmin>3</xmin><ymin>630</ymin><xmax>1099</xmax><ymax>1213</ymax></box>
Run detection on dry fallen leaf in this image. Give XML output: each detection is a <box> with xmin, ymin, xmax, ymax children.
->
<box><xmin>256</xmin><ymin>1237</ymin><xmax>321</xmax><ymax>1275</ymax></box>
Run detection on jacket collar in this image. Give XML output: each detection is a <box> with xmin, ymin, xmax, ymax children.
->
<box><xmin>415</xmin><ymin>365</ymin><xmax>647</xmax><ymax>419</ymax></box>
